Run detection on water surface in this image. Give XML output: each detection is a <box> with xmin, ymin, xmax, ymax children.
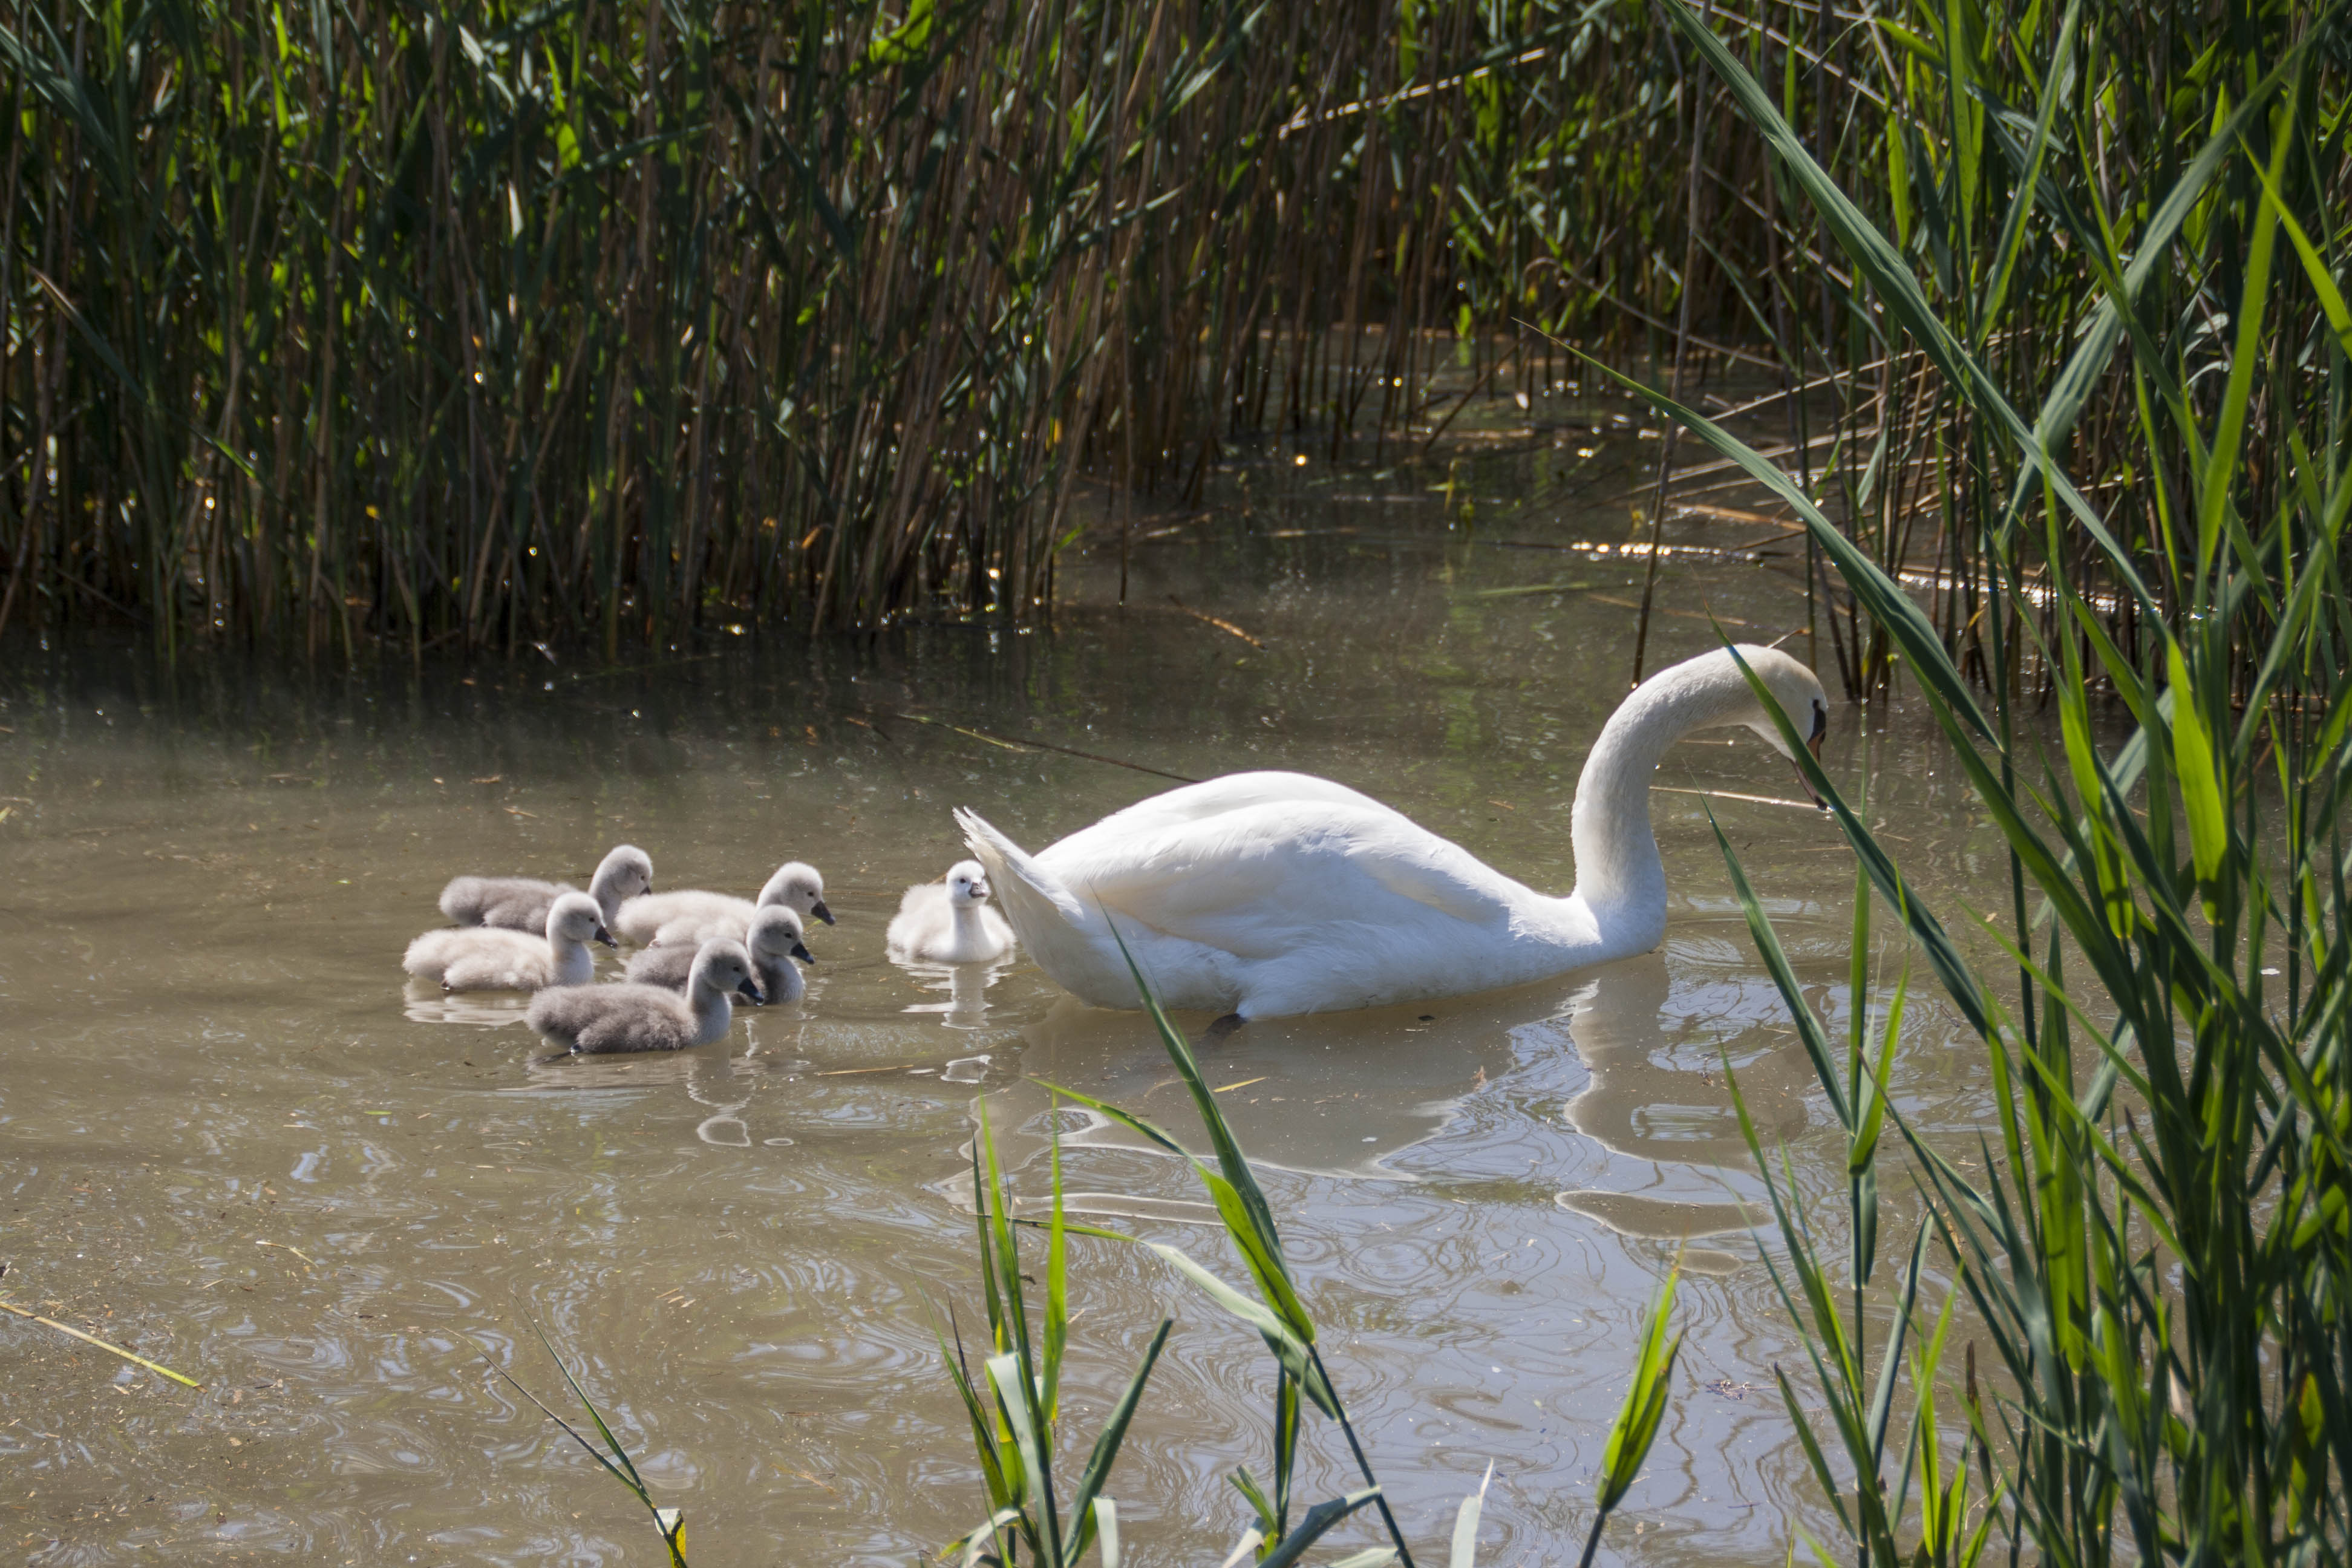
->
<box><xmin>0</xmin><ymin>417</ymin><xmax>2013</xmax><ymax>1564</ymax></box>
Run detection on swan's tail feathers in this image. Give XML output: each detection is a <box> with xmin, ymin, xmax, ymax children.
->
<box><xmin>955</xmin><ymin>808</ymin><xmax>1082</xmax><ymax>927</ymax></box>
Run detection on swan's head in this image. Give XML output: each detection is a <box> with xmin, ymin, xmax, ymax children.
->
<box><xmin>759</xmin><ymin>861</ymin><xmax>834</xmax><ymax>926</ymax></box>
<box><xmin>946</xmin><ymin>860</ymin><xmax>993</xmax><ymax>907</ymax></box>
<box><xmin>748</xmin><ymin>904</ymin><xmax>816</xmax><ymax>965</ymax></box>
<box><xmin>1717</xmin><ymin>645</ymin><xmax>1829</xmax><ymax>799</ymax></box>
<box><xmin>549</xmin><ymin>891</ymin><xmax>618</xmax><ymax>948</ymax></box>
<box><xmin>690</xmin><ymin>938</ymin><xmax>765</xmax><ymax>1005</ymax></box>
<box><xmin>594</xmin><ymin>844</ymin><xmax>655</xmax><ymax>901</ymax></box>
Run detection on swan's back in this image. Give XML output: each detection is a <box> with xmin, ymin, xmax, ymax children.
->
<box><xmin>1037</xmin><ymin>772</ymin><xmax>1397</xmax><ymax>866</ymax></box>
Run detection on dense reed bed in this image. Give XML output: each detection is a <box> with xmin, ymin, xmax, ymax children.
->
<box><xmin>7</xmin><ymin>0</ymin><xmax>2343</xmax><ymax>664</ymax></box>
<box><xmin>1635</xmin><ymin>1</ymin><xmax>2352</xmax><ymax>1561</ymax></box>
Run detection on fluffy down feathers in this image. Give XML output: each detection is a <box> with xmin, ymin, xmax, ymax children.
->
<box><xmin>528</xmin><ymin>938</ymin><xmax>762</xmax><ymax>1053</ymax></box>
<box><xmin>886</xmin><ymin>860</ymin><xmax>1016</xmax><ymax>964</ymax></box>
<box><xmin>626</xmin><ymin>906</ymin><xmax>812</xmax><ymax>1002</ymax></box>
<box><xmin>439</xmin><ymin>844</ymin><xmax>652</xmax><ymax>930</ymax></box>
<box><xmin>403</xmin><ymin>892</ymin><xmax>610</xmax><ymax>991</ymax></box>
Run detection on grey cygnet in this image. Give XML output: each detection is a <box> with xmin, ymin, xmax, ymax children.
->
<box><xmin>526</xmin><ymin>939</ymin><xmax>764</xmax><ymax>1053</ymax></box>
<box><xmin>404</xmin><ymin>891</ymin><xmax>615</xmax><ymax>991</ymax></box>
<box><xmin>626</xmin><ymin>904</ymin><xmax>814</xmax><ymax>1004</ymax></box>
<box><xmin>439</xmin><ymin>844</ymin><xmax>653</xmax><ymax>931</ymax></box>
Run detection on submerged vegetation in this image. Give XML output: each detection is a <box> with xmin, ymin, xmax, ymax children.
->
<box><xmin>2</xmin><ymin>0</ymin><xmax>2344</xmax><ymax>668</ymax></box>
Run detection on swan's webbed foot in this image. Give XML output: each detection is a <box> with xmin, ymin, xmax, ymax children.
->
<box><xmin>1198</xmin><ymin>1012</ymin><xmax>1247</xmax><ymax>1050</ymax></box>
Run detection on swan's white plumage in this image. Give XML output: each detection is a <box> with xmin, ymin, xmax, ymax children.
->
<box><xmin>612</xmin><ymin>861</ymin><xmax>831</xmax><ymax>946</ymax></box>
<box><xmin>886</xmin><ymin>860</ymin><xmax>1016</xmax><ymax>964</ymax></box>
<box><xmin>958</xmin><ymin>644</ymin><xmax>1827</xmax><ymax>1018</ymax></box>
<box><xmin>404</xmin><ymin>890</ymin><xmax>611</xmax><ymax>991</ymax></box>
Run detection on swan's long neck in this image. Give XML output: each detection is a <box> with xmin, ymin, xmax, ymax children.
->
<box><xmin>951</xmin><ymin>901</ymin><xmax>986</xmax><ymax>944</ymax></box>
<box><xmin>1567</xmin><ymin>664</ymin><xmax>1754</xmax><ymax>933</ymax></box>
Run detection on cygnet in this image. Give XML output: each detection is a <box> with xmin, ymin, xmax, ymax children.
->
<box><xmin>886</xmin><ymin>860</ymin><xmax>1016</xmax><ymax>964</ymax></box>
<box><xmin>613</xmin><ymin>860</ymin><xmax>834</xmax><ymax>946</ymax></box>
<box><xmin>627</xmin><ymin>905</ymin><xmax>814</xmax><ymax>1004</ymax></box>
<box><xmin>439</xmin><ymin>844</ymin><xmax>653</xmax><ymax>931</ymax></box>
<box><xmin>404</xmin><ymin>891</ymin><xmax>614</xmax><ymax>992</ymax></box>
<box><xmin>526</xmin><ymin>939</ymin><xmax>765</xmax><ymax>1054</ymax></box>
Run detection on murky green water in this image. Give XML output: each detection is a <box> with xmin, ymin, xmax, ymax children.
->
<box><xmin>0</xmin><ymin>417</ymin><xmax>2015</xmax><ymax>1564</ymax></box>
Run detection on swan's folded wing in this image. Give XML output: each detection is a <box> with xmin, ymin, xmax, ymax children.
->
<box><xmin>1054</xmin><ymin>802</ymin><xmax>1517</xmax><ymax>961</ymax></box>
<box><xmin>1044</xmin><ymin>773</ymin><xmax>1399</xmax><ymax>860</ymax></box>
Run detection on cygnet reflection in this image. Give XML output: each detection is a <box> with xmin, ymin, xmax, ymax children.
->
<box><xmin>897</xmin><ymin>959</ymin><xmax>1010</xmax><ymax>1029</ymax></box>
<box><xmin>402</xmin><ymin>981</ymin><xmax>535</xmax><ymax>1028</ymax></box>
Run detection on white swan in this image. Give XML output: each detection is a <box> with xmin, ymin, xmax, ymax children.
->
<box><xmin>439</xmin><ymin>844</ymin><xmax>653</xmax><ymax>931</ymax></box>
<box><xmin>626</xmin><ymin>904</ymin><xmax>814</xmax><ymax>1004</ymax></box>
<box><xmin>403</xmin><ymin>891</ymin><xmax>615</xmax><ymax>992</ymax></box>
<box><xmin>612</xmin><ymin>861</ymin><xmax>832</xmax><ymax>946</ymax></box>
<box><xmin>526</xmin><ymin>938</ymin><xmax>764</xmax><ymax>1053</ymax></box>
<box><xmin>955</xmin><ymin>644</ymin><xmax>1827</xmax><ymax>1019</ymax></box>
<box><xmin>886</xmin><ymin>860</ymin><xmax>1017</xmax><ymax>964</ymax></box>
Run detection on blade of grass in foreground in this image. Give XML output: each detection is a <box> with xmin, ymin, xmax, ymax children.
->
<box><xmin>482</xmin><ymin>1330</ymin><xmax>688</xmax><ymax>1566</ymax></box>
<box><xmin>0</xmin><ymin>1298</ymin><xmax>201</xmax><ymax>1388</ymax></box>
<box><xmin>1577</xmin><ymin>1263</ymin><xmax>1682</xmax><ymax>1568</ymax></box>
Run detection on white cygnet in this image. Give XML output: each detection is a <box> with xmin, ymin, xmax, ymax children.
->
<box><xmin>405</xmin><ymin>891</ymin><xmax>614</xmax><ymax>992</ymax></box>
<box><xmin>526</xmin><ymin>939</ymin><xmax>764</xmax><ymax>1053</ymax></box>
<box><xmin>886</xmin><ymin>859</ymin><xmax>1016</xmax><ymax>964</ymax></box>
<box><xmin>613</xmin><ymin>860</ymin><xmax>833</xmax><ymax>946</ymax></box>
<box><xmin>627</xmin><ymin>904</ymin><xmax>814</xmax><ymax>1004</ymax></box>
<box><xmin>439</xmin><ymin>844</ymin><xmax>653</xmax><ymax>932</ymax></box>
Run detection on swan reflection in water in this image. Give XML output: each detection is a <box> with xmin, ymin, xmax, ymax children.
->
<box><xmin>971</xmin><ymin>942</ymin><xmax>1824</xmax><ymax>1256</ymax></box>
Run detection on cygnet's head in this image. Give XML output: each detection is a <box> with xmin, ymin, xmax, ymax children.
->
<box><xmin>689</xmin><ymin>938</ymin><xmax>765</xmax><ymax>1005</ymax></box>
<box><xmin>758</xmin><ymin>861</ymin><xmax>834</xmax><ymax>926</ymax></box>
<box><xmin>594</xmin><ymin>844</ymin><xmax>655</xmax><ymax>900</ymax></box>
<box><xmin>946</xmin><ymin>859</ymin><xmax>993</xmax><ymax>907</ymax></box>
<box><xmin>548</xmin><ymin>891</ymin><xmax>617</xmax><ymax>947</ymax></box>
<box><xmin>747</xmin><ymin>904</ymin><xmax>815</xmax><ymax>965</ymax></box>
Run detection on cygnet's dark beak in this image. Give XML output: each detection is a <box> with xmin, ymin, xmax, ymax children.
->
<box><xmin>811</xmin><ymin>899</ymin><xmax>835</xmax><ymax>926</ymax></box>
<box><xmin>736</xmin><ymin>976</ymin><xmax>766</xmax><ymax>1005</ymax></box>
<box><xmin>791</xmin><ymin>941</ymin><xmax>815</xmax><ymax>964</ymax></box>
<box><xmin>594</xmin><ymin>924</ymin><xmax>618</xmax><ymax>948</ymax></box>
